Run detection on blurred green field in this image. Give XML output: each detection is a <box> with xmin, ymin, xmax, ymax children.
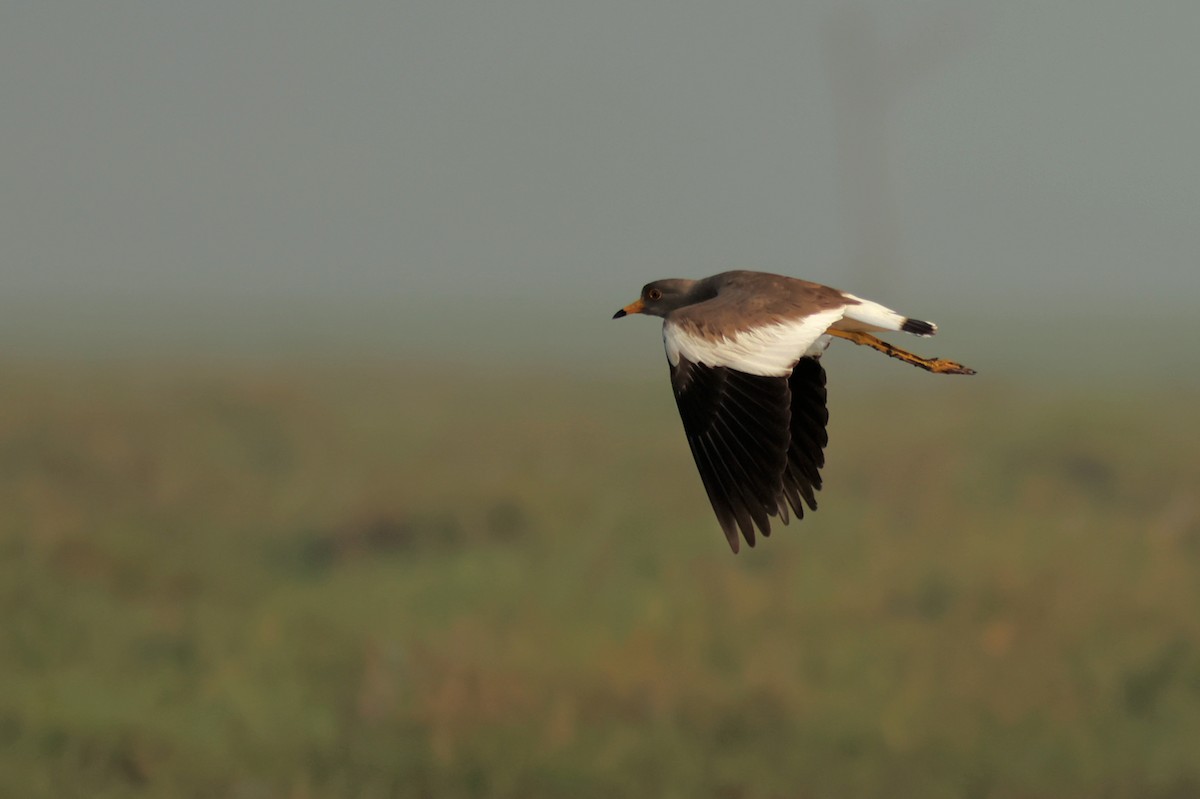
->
<box><xmin>2</xmin><ymin>360</ymin><xmax>1199</xmax><ymax>798</ymax></box>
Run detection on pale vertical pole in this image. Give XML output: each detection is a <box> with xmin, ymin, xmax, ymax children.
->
<box><xmin>823</xmin><ymin>5</ymin><xmax>969</xmax><ymax>297</ymax></box>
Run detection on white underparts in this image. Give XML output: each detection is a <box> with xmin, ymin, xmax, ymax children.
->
<box><xmin>663</xmin><ymin>307</ymin><xmax>845</xmax><ymax>377</ymax></box>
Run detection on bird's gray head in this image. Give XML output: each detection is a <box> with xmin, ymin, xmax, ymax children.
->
<box><xmin>612</xmin><ymin>279</ymin><xmax>698</xmax><ymax>319</ymax></box>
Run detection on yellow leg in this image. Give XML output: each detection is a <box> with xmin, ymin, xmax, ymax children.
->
<box><xmin>828</xmin><ymin>329</ymin><xmax>976</xmax><ymax>375</ymax></box>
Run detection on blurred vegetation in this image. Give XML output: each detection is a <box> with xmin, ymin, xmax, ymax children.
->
<box><xmin>1</xmin><ymin>360</ymin><xmax>1198</xmax><ymax>798</ymax></box>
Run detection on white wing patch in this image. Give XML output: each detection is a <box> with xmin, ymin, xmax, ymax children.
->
<box><xmin>663</xmin><ymin>307</ymin><xmax>845</xmax><ymax>377</ymax></box>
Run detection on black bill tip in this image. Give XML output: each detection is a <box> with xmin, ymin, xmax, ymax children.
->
<box><xmin>612</xmin><ymin>309</ymin><xmax>627</xmax><ymax>319</ymax></box>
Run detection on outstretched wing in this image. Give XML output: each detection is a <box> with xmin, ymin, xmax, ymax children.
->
<box><xmin>669</xmin><ymin>357</ymin><xmax>785</xmax><ymax>552</ymax></box>
<box><xmin>670</xmin><ymin>355</ymin><xmax>829</xmax><ymax>553</ymax></box>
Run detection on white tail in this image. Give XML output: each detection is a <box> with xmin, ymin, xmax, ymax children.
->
<box><xmin>836</xmin><ymin>293</ymin><xmax>937</xmax><ymax>337</ymax></box>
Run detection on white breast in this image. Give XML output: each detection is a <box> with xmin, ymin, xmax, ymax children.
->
<box><xmin>663</xmin><ymin>307</ymin><xmax>845</xmax><ymax>377</ymax></box>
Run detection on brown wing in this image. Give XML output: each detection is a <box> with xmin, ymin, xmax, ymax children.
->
<box><xmin>668</xmin><ymin>272</ymin><xmax>850</xmax><ymax>341</ymax></box>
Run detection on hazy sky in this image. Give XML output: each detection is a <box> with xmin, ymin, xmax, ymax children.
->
<box><xmin>2</xmin><ymin>2</ymin><xmax>1198</xmax><ymax>361</ymax></box>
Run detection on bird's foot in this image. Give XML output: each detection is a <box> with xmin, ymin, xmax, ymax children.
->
<box><xmin>828</xmin><ymin>330</ymin><xmax>976</xmax><ymax>375</ymax></box>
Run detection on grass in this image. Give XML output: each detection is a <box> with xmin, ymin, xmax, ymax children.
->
<box><xmin>1</xmin><ymin>359</ymin><xmax>1198</xmax><ymax>798</ymax></box>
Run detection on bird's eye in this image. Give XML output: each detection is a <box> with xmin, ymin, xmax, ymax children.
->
<box><xmin>647</xmin><ymin>288</ymin><xmax>663</xmax><ymax>301</ymax></box>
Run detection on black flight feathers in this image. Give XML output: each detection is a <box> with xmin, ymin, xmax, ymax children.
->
<box><xmin>670</xmin><ymin>356</ymin><xmax>829</xmax><ymax>553</ymax></box>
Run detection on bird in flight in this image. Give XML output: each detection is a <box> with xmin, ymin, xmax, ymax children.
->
<box><xmin>613</xmin><ymin>270</ymin><xmax>974</xmax><ymax>553</ymax></box>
